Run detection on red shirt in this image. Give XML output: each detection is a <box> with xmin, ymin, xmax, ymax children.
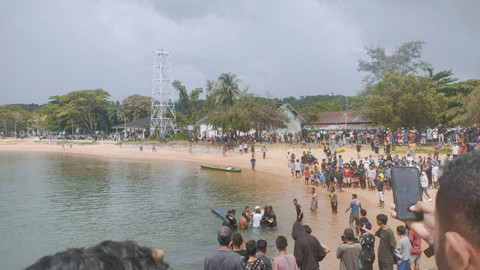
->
<box><xmin>344</xmin><ymin>168</ymin><xmax>352</xmax><ymax>178</ymax></box>
<box><xmin>409</xmin><ymin>230</ymin><xmax>422</xmax><ymax>254</ymax></box>
<box><xmin>304</xmin><ymin>170</ymin><xmax>310</xmax><ymax>178</ymax></box>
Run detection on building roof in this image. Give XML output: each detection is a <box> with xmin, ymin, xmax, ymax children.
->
<box><xmin>112</xmin><ymin>116</ymin><xmax>151</xmax><ymax>129</ymax></box>
<box><xmin>316</xmin><ymin>111</ymin><xmax>370</xmax><ymax>125</ymax></box>
<box><xmin>277</xmin><ymin>103</ymin><xmax>308</xmax><ymax>124</ymax></box>
<box><xmin>195</xmin><ymin>103</ymin><xmax>307</xmax><ymax>126</ymax></box>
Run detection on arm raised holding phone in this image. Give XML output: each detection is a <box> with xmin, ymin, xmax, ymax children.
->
<box><xmin>390</xmin><ymin>151</ymin><xmax>480</xmax><ymax>270</ymax></box>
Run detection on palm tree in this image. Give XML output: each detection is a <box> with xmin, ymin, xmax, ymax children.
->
<box><xmin>213</xmin><ymin>73</ymin><xmax>241</xmax><ymax>107</ymax></box>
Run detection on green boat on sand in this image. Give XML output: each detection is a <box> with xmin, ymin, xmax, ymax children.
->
<box><xmin>200</xmin><ymin>165</ymin><xmax>242</xmax><ymax>173</ymax></box>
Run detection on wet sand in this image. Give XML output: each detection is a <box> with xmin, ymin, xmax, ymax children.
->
<box><xmin>0</xmin><ymin>140</ymin><xmax>438</xmax><ymax>269</ymax></box>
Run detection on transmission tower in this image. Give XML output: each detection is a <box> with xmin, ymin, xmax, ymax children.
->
<box><xmin>150</xmin><ymin>49</ymin><xmax>176</xmax><ymax>138</ymax></box>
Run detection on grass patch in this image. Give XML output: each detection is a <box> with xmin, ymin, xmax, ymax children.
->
<box><xmin>56</xmin><ymin>141</ymin><xmax>97</xmax><ymax>145</ymax></box>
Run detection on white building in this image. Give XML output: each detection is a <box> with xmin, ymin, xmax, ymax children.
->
<box><xmin>195</xmin><ymin>103</ymin><xmax>307</xmax><ymax>138</ymax></box>
<box><xmin>274</xmin><ymin>103</ymin><xmax>307</xmax><ymax>134</ymax></box>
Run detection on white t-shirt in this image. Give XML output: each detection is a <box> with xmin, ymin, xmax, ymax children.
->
<box><xmin>367</xmin><ymin>168</ymin><xmax>376</xmax><ymax>179</ymax></box>
<box><xmin>252</xmin><ymin>213</ymin><xmax>262</xmax><ymax>228</ymax></box>
<box><xmin>452</xmin><ymin>145</ymin><xmax>459</xmax><ymax>155</ymax></box>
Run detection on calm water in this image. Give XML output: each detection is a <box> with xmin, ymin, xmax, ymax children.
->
<box><xmin>0</xmin><ymin>152</ymin><xmax>315</xmax><ymax>269</ymax></box>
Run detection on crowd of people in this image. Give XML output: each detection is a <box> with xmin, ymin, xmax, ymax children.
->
<box><xmin>196</xmin><ymin>125</ymin><xmax>480</xmax><ymax>147</ymax></box>
<box><xmin>24</xmin><ymin>131</ymin><xmax>480</xmax><ymax>270</ymax></box>
<box><xmin>222</xmin><ymin>206</ymin><xmax>278</xmax><ymax>229</ymax></box>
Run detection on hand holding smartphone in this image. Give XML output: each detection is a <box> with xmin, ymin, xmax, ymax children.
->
<box><xmin>392</xmin><ymin>167</ymin><xmax>424</xmax><ymax>221</ymax></box>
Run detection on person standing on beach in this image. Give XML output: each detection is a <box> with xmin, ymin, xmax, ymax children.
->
<box><xmin>310</xmin><ymin>188</ymin><xmax>318</xmax><ymax>212</ymax></box>
<box><xmin>345</xmin><ymin>194</ymin><xmax>362</xmax><ymax>235</ymax></box>
<box><xmin>262</xmin><ymin>145</ymin><xmax>268</xmax><ymax>159</ymax></box>
<box><xmin>251</xmin><ymin>156</ymin><xmax>256</xmax><ymax>170</ymax></box>
<box><xmin>204</xmin><ymin>226</ymin><xmax>244</xmax><ymax>270</ymax></box>
<box><xmin>152</xmin><ymin>143</ymin><xmax>156</xmax><ymax>152</ymax></box>
<box><xmin>273</xmin><ymin>236</ymin><xmax>298</xmax><ymax>270</ymax></box>
<box><xmin>336</xmin><ymin>228</ymin><xmax>362</xmax><ymax>270</ymax></box>
<box><xmin>256</xmin><ymin>240</ymin><xmax>273</xmax><ymax>270</ymax></box>
<box><xmin>329</xmin><ymin>186</ymin><xmax>338</xmax><ymax>214</ymax></box>
<box><xmin>293</xmin><ymin>199</ymin><xmax>304</xmax><ymax>222</ymax></box>
<box><xmin>291</xmin><ymin>221</ymin><xmax>326</xmax><ymax>270</ymax></box>
<box><xmin>362</xmin><ymin>214</ymin><xmax>396</xmax><ymax>270</ymax></box>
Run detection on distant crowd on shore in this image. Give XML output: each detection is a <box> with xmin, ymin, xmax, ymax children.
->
<box><xmin>194</xmin><ymin>125</ymin><xmax>480</xmax><ymax>147</ymax></box>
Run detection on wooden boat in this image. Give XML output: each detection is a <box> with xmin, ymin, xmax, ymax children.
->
<box><xmin>200</xmin><ymin>165</ymin><xmax>242</xmax><ymax>173</ymax></box>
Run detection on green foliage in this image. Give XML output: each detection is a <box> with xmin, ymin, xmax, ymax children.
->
<box><xmin>10</xmin><ymin>103</ymin><xmax>42</xmax><ymax>112</ymax></box>
<box><xmin>212</xmin><ymin>73</ymin><xmax>241</xmax><ymax>107</ymax></box>
<box><xmin>172</xmin><ymin>80</ymin><xmax>203</xmax><ymax>124</ymax></box>
<box><xmin>207</xmin><ymin>94</ymin><xmax>288</xmax><ymax>137</ymax></box>
<box><xmin>117</xmin><ymin>94</ymin><xmax>151</xmax><ymax>122</ymax></box>
<box><xmin>172</xmin><ymin>132</ymin><xmax>188</xmax><ymax>141</ymax></box>
<box><xmin>358</xmin><ymin>41</ymin><xmax>429</xmax><ymax>85</ymax></box>
<box><xmin>53</xmin><ymin>89</ymin><xmax>111</xmax><ymax>133</ymax></box>
<box><xmin>447</xmin><ymin>85</ymin><xmax>480</xmax><ymax>125</ymax></box>
<box><xmin>361</xmin><ymin>73</ymin><xmax>444</xmax><ymax>130</ymax></box>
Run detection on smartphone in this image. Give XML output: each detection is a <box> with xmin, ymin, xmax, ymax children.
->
<box><xmin>392</xmin><ymin>167</ymin><xmax>424</xmax><ymax>221</ymax></box>
<box><xmin>341</xmin><ymin>235</ymin><xmax>345</xmax><ymax>242</ymax></box>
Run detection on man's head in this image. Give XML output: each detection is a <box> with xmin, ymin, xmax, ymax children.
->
<box><xmin>256</xmin><ymin>240</ymin><xmax>267</xmax><ymax>253</ymax></box>
<box><xmin>344</xmin><ymin>228</ymin><xmax>355</xmax><ymax>241</ymax></box>
<box><xmin>217</xmin><ymin>226</ymin><xmax>232</xmax><ymax>247</ymax></box>
<box><xmin>26</xmin><ymin>241</ymin><xmax>169</xmax><ymax>270</ymax></box>
<box><xmin>352</xmin><ymin>194</ymin><xmax>357</xmax><ymax>200</ymax></box>
<box><xmin>293</xmin><ymin>199</ymin><xmax>298</xmax><ymax>205</ymax></box>
<box><xmin>242</xmin><ymin>212</ymin><xmax>246</xmax><ymax>218</ymax></box>
<box><xmin>246</xmin><ymin>240</ymin><xmax>257</xmax><ymax>256</ymax></box>
<box><xmin>376</xmin><ymin>214</ymin><xmax>388</xmax><ymax>226</ymax></box>
<box><xmin>435</xmin><ymin>151</ymin><xmax>480</xmax><ymax>269</ymax></box>
<box><xmin>232</xmin><ymin>233</ymin><xmax>243</xmax><ymax>247</ymax></box>
<box><xmin>361</xmin><ymin>209</ymin><xmax>367</xmax><ymax>217</ymax></box>
<box><xmin>275</xmin><ymin>236</ymin><xmax>288</xmax><ymax>251</ymax></box>
<box><xmin>397</xmin><ymin>225</ymin><xmax>406</xmax><ymax>236</ymax></box>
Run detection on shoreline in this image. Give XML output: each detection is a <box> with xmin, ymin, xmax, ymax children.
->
<box><xmin>1</xmin><ymin>140</ymin><xmax>438</xmax><ymax>269</ymax></box>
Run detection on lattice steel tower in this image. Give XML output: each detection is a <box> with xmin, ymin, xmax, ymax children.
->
<box><xmin>150</xmin><ymin>49</ymin><xmax>176</xmax><ymax>138</ymax></box>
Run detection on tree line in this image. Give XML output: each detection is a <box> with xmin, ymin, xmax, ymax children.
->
<box><xmin>1</xmin><ymin>73</ymin><xmax>341</xmax><ymax>137</ymax></box>
<box><xmin>357</xmin><ymin>41</ymin><xmax>480</xmax><ymax>130</ymax></box>
<box><xmin>1</xmin><ymin>40</ymin><xmax>478</xmax><ymax>138</ymax></box>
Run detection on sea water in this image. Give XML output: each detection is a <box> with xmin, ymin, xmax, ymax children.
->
<box><xmin>0</xmin><ymin>152</ymin><xmax>304</xmax><ymax>269</ymax></box>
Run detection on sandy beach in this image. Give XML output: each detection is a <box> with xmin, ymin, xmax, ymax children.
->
<box><xmin>0</xmin><ymin>140</ymin><xmax>438</xmax><ymax>269</ymax></box>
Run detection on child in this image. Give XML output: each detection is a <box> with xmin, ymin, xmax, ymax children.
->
<box><xmin>273</xmin><ymin>236</ymin><xmax>298</xmax><ymax>270</ymax></box>
<box><xmin>304</xmin><ymin>166</ymin><xmax>310</xmax><ymax>185</ymax></box>
<box><xmin>251</xmin><ymin>156</ymin><xmax>256</xmax><ymax>170</ymax></box>
<box><xmin>396</xmin><ymin>225</ymin><xmax>410</xmax><ymax>270</ymax></box>
<box><xmin>376</xmin><ymin>177</ymin><xmax>385</xmax><ymax>208</ymax></box>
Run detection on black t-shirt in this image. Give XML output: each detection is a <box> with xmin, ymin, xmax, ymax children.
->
<box><xmin>358</xmin><ymin>217</ymin><xmax>369</xmax><ymax>230</ymax></box>
<box><xmin>356</xmin><ymin>145</ymin><xmax>362</xmax><ymax>152</ymax></box>
<box><xmin>377</xmin><ymin>181</ymin><xmax>384</xmax><ymax>192</ymax></box>
<box><xmin>234</xmin><ymin>250</ymin><xmax>249</xmax><ymax>262</ymax></box>
<box><xmin>228</xmin><ymin>216</ymin><xmax>237</xmax><ymax>228</ymax></box>
<box><xmin>295</xmin><ymin>204</ymin><xmax>303</xmax><ymax>218</ymax></box>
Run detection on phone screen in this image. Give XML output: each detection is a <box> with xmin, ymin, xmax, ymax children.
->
<box><xmin>392</xmin><ymin>167</ymin><xmax>424</xmax><ymax>221</ymax></box>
